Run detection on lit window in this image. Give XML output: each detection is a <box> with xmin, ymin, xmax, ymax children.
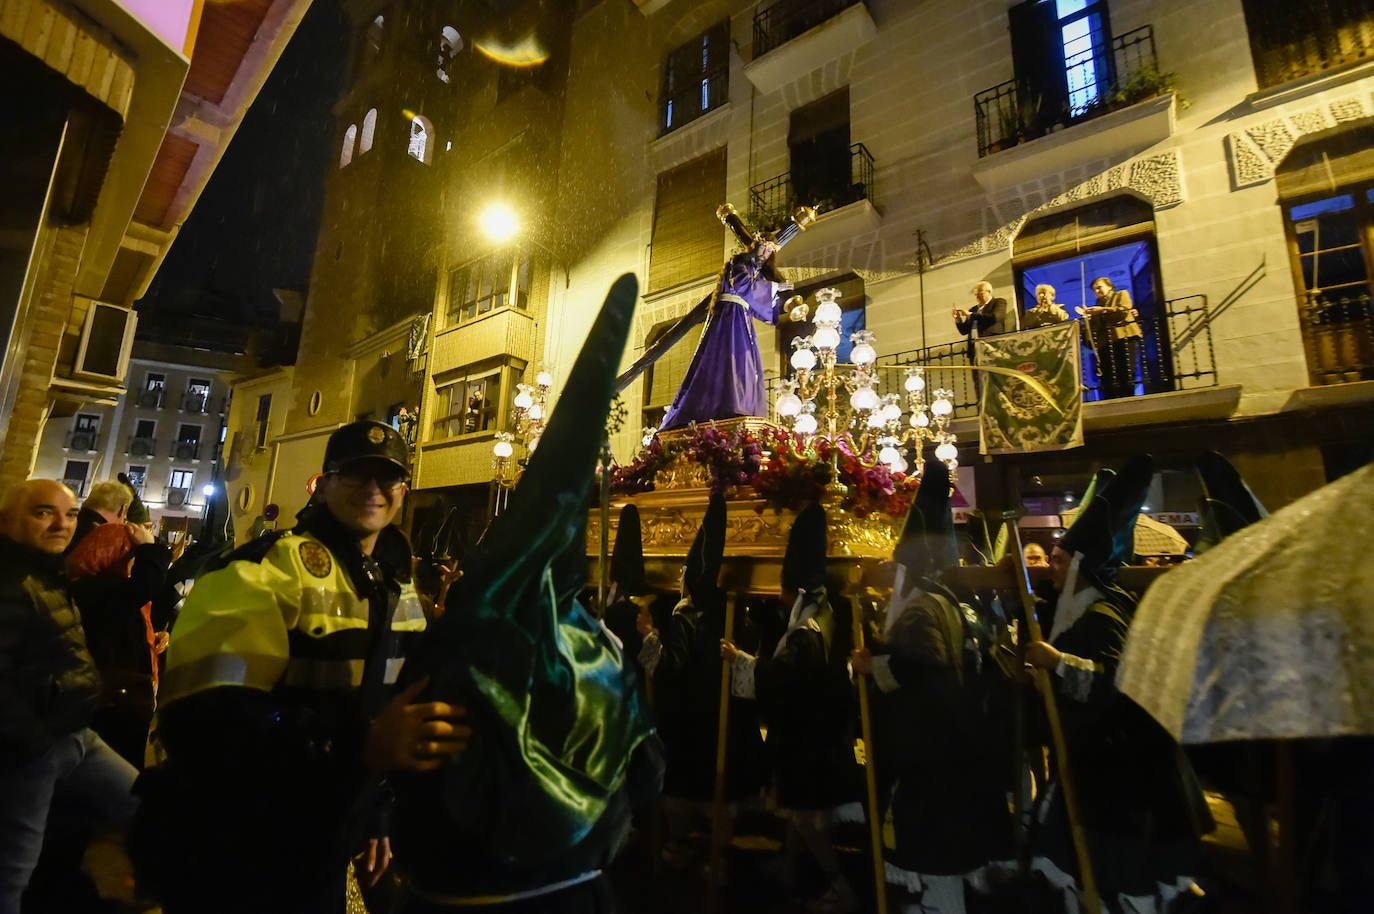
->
<box><xmin>446</xmin><ymin>253</ymin><xmax>530</xmax><ymax>326</ymax></box>
<box><xmin>408</xmin><ymin>115</ymin><xmax>433</xmax><ymax>164</ymax></box>
<box><xmin>437</xmin><ymin>26</ymin><xmax>462</xmax><ymax>82</ymax></box>
<box><xmin>432</xmin><ymin>372</ymin><xmax>504</xmax><ymax>439</ymax></box>
<box><xmin>341</xmin><ymin>124</ymin><xmax>357</xmax><ymax>167</ymax></box>
<box><xmin>660</xmin><ymin>21</ymin><xmax>729</xmax><ymax>134</ymax></box>
<box><xmin>360</xmin><ymin>109</ymin><xmax>377</xmax><ymax>154</ymax></box>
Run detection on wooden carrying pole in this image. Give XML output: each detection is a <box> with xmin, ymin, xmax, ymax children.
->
<box><xmin>850</xmin><ymin>595</ymin><xmax>890</xmax><ymax>914</ymax></box>
<box><xmin>706</xmin><ymin>593</ymin><xmax>741</xmax><ymax>914</ymax></box>
<box><xmin>1005</xmin><ymin>516</ymin><xmax>1102</xmax><ymax>914</ymax></box>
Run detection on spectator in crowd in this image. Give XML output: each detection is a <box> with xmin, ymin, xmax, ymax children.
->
<box><xmin>1023</xmin><ymin>284</ymin><xmax>1070</xmax><ymax>329</ymax></box>
<box><xmin>65</xmin><ymin>520</ymin><xmax>172</xmax><ymax>769</ymax></box>
<box><xmin>68</xmin><ymin>479</ymin><xmax>133</xmax><ymax>552</ymax></box>
<box><xmin>1082</xmin><ymin>277</ymin><xmax>1143</xmax><ymax>400</ymax></box>
<box><xmin>1023</xmin><ymin>542</ymin><xmax>1050</xmax><ymax>568</ymax></box>
<box><xmin>0</xmin><ymin>479</ymin><xmax>138</xmax><ymax>913</ymax></box>
<box><xmin>953</xmin><ymin>281</ymin><xmax>1015</xmax><ymax>361</ymax></box>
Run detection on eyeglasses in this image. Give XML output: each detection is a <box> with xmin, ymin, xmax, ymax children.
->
<box><xmin>327</xmin><ymin>470</ymin><xmax>408</xmax><ymax>492</ymax></box>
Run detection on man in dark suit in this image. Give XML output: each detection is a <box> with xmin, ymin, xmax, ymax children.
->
<box><xmin>953</xmin><ymin>281</ymin><xmax>1014</xmax><ymax>359</ymax></box>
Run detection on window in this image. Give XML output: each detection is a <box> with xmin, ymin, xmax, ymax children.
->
<box><xmin>69</xmin><ymin>414</ymin><xmax>100</xmax><ymax>451</ymax></box>
<box><xmin>139</xmin><ymin>373</ymin><xmax>165</xmax><ymax>408</ymax></box>
<box><xmin>407</xmin><ymin>115</ymin><xmax>433</xmax><ymax>164</ymax></box>
<box><xmin>360</xmin><ymin>108</ymin><xmax>377</xmax><ymax>154</ymax></box>
<box><xmin>255</xmin><ymin>394</ymin><xmax>272</xmax><ymax>448</ymax></box>
<box><xmin>130</xmin><ymin>419</ymin><xmax>156</xmax><ymax>458</ymax></box>
<box><xmin>1241</xmin><ymin>0</ymin><xmax>1374</xmax><ymax>89</ymax></box>
<box><xmin>779</xmin><ymin>274</ymin><xmax>867</xmax><ymax>373</ymax></box>
<box><xmin>341</xmin><ymin>124</ymin><xmax>357</xmax><ymax>167</ymax></box>
<box><xmin>174</xmin><ymin>425</ymin><xmax>202</xmax><ymax>461</ymax></box>
<box><xmin>1278</xmin><ymin>129</ymin><xmax>1374</xmax><ymax>384</ymax></box>
<box><xmin>62</xmin><ymin>460</ymin><xmax>90</xmax><ymax>497</ymax></box>
<box><xmin>73</xmin><ymin>301</ymin><xmax>136</xmax><ymax>381</ymax></box>
<box><xmin>660</xmin><ymin>21</ymin><xmax>729</xmax><ymax>134</ymax></box>
<box><xmin>183</xmin><ymin>378</ymin><xmax>211</xmax><ymax>413</ymax></box>
<box><xmin>648</xmin><ymin>149</ymin><xmax>728</xmax><ymax>292</ymax></box>
<box><xmin>432</xmin><ymin>371</ymin><xmax>505</xmax><ymax>439</ymax></box>
<box><xmin>1014</xmin><ymin>197</ymin><xmax>1174</xmax><ymax>400</ymax></box>
<box><xmin>788</xmin><ymin>89</ymin><xmax>854</xmax><ymax>215</ymax></box>
<box><xmin>125</xmin><ymin>465</ymin><xmax>147</xmax><ymax>493</ymax></box>
<box><xmin>167</xmin><ymin>469</ymin><xmax>194</xmax><ymax>507</ymax></box>
<box><xmin>437</xmin><ymin>26</ymin><xmax>462</xmax><ymax>82</ymax></box>
<box><xmin>445</xmin><ymin>253</ymin><xmax>530</xmax><ymax>326</ymax></box>
<box><xmin>1009</xmin><ymin>0</ymin><xmax>1112</xmax><ymax>125</ymax></box>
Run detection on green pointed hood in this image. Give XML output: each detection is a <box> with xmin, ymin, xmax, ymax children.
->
<box><xmin>395</xmin><ymin>274</ymin><xmax>656</xmax><ymax>872</ymax></box>
<box><xmin>1059</xmin><ymin>454</ymin><xmax>1153</xmax><ymax>581</ymax></box>
<box><xmin>1194</xmin><ymin>451</ymin><xmax>1266</xmax><ymax>553</ymax></box>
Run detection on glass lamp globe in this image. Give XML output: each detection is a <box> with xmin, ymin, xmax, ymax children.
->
<box><xmin>791</xmin><ymin>348</ymin><xmax>817</xmax><ymax>371</ymax></box>
<box><xmin>930</xmin><ymin>396</ymin><xmax>953</xmax><ymax>417</ymax></box>
<box><xmin>850</xmin><ymin>341</ymin><xmax>876</xmax><ymax>366</ymax></box>
<box><xmin>891</xmin><ymin>455</ymin><xmax>909</xmax><ymax>475</ymax></box>
<box><xmin>492</xmin><ymin>439</ymin><xmax>514</xmax><ymax>459</ymax></box>
<box><xmin>776</xmin><ymin>392</ymin><xmax>803</xmax><ymax>417</ymax></box>
<box><xmin>866</xmin><ymin>411</ymin><xmax>887</xmax><ymax>429</ymax></box>
<box><xmin>904</xmin><ymin>371</ymin><xmax>926</xmax><ymax>392</ymax></box>
<box><xmin>850</xmin><ymin>387</ymin><xmax>880</xmax><ymax>411</ymax></box>
<box><xmin>813</xmin><ymin>326</ymin><xmax>841</xmax><ymax>350</ymax></box>
<box><xmin>881</xmin><ymin>401</ymin><xmax>902</xmax><ymax>422</ymax></box>
<box><xmin>878</xmin><ymin>444</ymin><xmax>901</xmax><ymax>466</ymax></box>
<box><xmin>527</xmin><ymin>403</ymin><xmax>544</xmax><ymax>421</ymax></box>
<box><xmin>935</xmin><ymin>441</ymin><xmax>958</xmax><ymax>463</ymax></box>
<box><xmin>794</xmin><ymin>413</ymin><xmax>818</xmax><ymax>435</ymax></box>
<box><xmin>814</xmin><ymin>301</ymin><xmax>842</xmax><ymax>325</ymax></box>
<box><xmin>513</xmin><ymin>389</ymin><xmax>534</xmax><ymax>410</ymax></box>
<box><xmin>535</xmin><ymin>370</ymin><xmax>553</xmax><ymax>388</ymax></box>
<box><xmin>911</xmin><ymin>411</ymin><xmax>930</xmax><ymax>428</ymax></box>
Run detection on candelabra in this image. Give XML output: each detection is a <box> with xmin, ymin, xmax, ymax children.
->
<box><xmin>775</xmin><ymin>288</ymin><xmax>958</xmax><ymax>476</ymax></box>
<box><xmin>491</xmin><ymin>368</ymin><xmax>553</xmax><ymax>514</ymax></box>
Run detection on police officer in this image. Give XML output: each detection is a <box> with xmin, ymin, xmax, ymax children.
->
<box><xmin>132</xmin><ymin>420</ymin><xmax>470</xmax><ymax>914</ymax></box>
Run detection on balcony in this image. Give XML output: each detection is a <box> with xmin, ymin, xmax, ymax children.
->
<box><xmin>1299</xmin><ymin>291</ymin><xmax>1374</xmax><ymax>385</ymax></box>
<box><xmin>126</xmin><ymin>436</ymin><xmax>158</xmax><ymax>458</ymax></box>
<box><xmin>749</xmin><ymin>143</ymin><xmax>878</xmax><ymax>251</ymax></box>
<box><xmin>745</xmin><ymin>0</ymin><xmax>876</xmax><ymax>96</ymax></box>
<box><xmin>874</xmin><ymin>293</ymin><xmax>1229</xmax><ymax>428</ymax></box>
<box><xmin>179</xmin><ymin>391</ymin><xmax>218</xmax><ymax>414</ymax></box>
<box><xmin>135</xmin><ymin>388</ymin><xmax>165</xmax><ymax>409</ymax></box>
<box><xmin>431</xmin><ymin>308</ymin><xmax>536</xmax><ymax>375</ymax></box>
<box><xmin>164</xmin><ymin>487</ymin><xmax>189</xmax><ymax>508</ymax></box>
<box><xmin>974</xmin><ymin>26</ymin><xmax>1167</xmax><ymax>159</ymax></box>
<box><xmin>170</xmin><ymin>441</ymin><xmax>202</xmax><ymax>462</ymax></box>
<box><xmin>64</xmin><ymin>430</ymin><xmax>101</xmax><ymax>452</ymax></box>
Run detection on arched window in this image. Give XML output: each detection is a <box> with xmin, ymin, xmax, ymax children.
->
<box><xmin>437</xmin><ymin>26</ymin><xmax>462</xmax><ymax>83</ymax></box>
<box><xmin>407</xmin><ymin>115</ymin><xmax>434</xmax><ymax>164</ymax></box>
<box><xmin>340</xmin><ymin>124</ymin><xmax>357</xmax><ymax>167</ymax></box>
<box><xmin>360</xmin><ymin>108</ymin><xmax>377</xmax><ymax>154</ymax></box>
<box><xmin>366</xmin><ymin>15</ymin><xmax>384</xmax><ymax>58</ymax></box>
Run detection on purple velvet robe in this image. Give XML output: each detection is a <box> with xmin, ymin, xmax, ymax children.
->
<box><xmin>660</xmin><ymin>253</ymin><xmax>785</xmax><ymax>430</ymax></box>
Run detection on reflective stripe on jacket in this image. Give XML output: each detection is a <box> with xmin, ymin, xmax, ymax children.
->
<box><xmin>161</xmin><ymin>531</ymin><xmax>426</xmax><ymax>704</ymax></box>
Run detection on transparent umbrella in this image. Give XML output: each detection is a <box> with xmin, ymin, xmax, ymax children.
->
<box><xmin>1117</xmin><ymin>462</ymin><xmax>1374</xmax><ymax>743</ymax></box>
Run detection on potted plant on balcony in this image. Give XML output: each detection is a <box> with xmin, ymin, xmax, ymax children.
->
<box><xmin>1111</xmin><ymin>63</ymin><xmax>1182</xmax><ymax>109</ymax></box>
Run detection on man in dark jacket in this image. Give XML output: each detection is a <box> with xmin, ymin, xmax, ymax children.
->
<box><xmin>0</xmin><ymin>479</ymin><xmax>139</xmax><ymax>913</ymax></box>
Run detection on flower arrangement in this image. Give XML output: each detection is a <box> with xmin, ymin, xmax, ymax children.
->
<box><xmin>611</xmin><ymin>423</ymin><xmax>920</xmax><ymax>518</ymax></box>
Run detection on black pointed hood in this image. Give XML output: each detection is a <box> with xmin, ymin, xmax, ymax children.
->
<box><xmin>683</xmin><ymin>493</ymin><xmax>727</xmax><ymax>600</ymax></box>
<box><xmin>1059</xmin><ymin>454</ymin><xmax>1154</xmax><ymax>581</ymax></box>
<box><xmin>610</xmin><ymin>504</ymin><xmax>651</xmax><ymax>596</ymax></box>
<box><xmin>892</xmin><ymin>459</ymin><xmax>958</xmax><ymax>578</ymax></box>
<box><xmin>1194</xmin><ymin>451</ymin><xmax>1266</xmax><ymax>553</ymax></box>
<box><xmin>781</xmin><ymin>502</ymin><xmax>827</xmax><ymax>593</ymax></box>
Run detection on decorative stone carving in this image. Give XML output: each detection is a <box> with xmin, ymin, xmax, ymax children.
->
<box><xmin>1226</xmin><ymin>94</ymin><xmax>1374</xmax><ymax>189</ymax></box>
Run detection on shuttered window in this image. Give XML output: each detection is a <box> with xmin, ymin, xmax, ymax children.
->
<box><xmin>648</xmin><ymin>150</ymin><xmax>727</xmax><ymax>292</ymax></box>
<box><xmin>1242</xmin><ymin>0</ymin><xmax>1374</xmax><ymax>89</ymax></box>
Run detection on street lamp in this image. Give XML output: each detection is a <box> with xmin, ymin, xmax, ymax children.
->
<box><xmin>475</xmin><ymin>201</ymin><xmax>569</xmax><ymax>288</ymax></box>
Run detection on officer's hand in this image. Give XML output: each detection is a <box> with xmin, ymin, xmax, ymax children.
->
<box><xmin>355</xmin><ymin>837</ymin><xmax>392</xmax><ymax>886</ymax></box>
<box><xmin>365</xmin><ymin>677</ymin><xmax>472</xmax><ymax>773</ymax></box>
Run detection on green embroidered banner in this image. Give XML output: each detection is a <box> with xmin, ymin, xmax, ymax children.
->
<box><xmin>976</xmin><ymin>322</ymin><xmax>1084</xmax><ymax>455</ymax></box>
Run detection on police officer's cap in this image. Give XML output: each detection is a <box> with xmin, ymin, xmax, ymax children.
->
<box><xmin>324</xmin><ymin>420</ymin><xmax>410</xmax><ymax>476</ymax></box>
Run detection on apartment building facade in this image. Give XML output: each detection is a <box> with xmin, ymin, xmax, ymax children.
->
<box><xmin>250</xmin><ymin>0</ymin><xmax>1374</xmax><ymax>553</ymax></box>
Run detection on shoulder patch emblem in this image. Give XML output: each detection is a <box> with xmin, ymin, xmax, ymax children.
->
<box><xmin>298</xmin><ymin>541</ymin><xmax>333</xmax><ymax>578</ymax></box>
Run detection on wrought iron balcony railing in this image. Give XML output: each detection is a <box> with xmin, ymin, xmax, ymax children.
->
<box><xmin>753</xmin><ymin>0</ymin><xmax>863</xmax><ymax>58</ymax></box>
<box><xmin>171</xmin><ymin>441</ymin><xmax>202</xmax><ymax>461</ymax></box>
<box><xmin>1299</xmin><ymin>291</ymin><xmax>1374</xmax><ymax>385</ymax></box>
<box><xmin>135</xmin><ymin>388</ymin><xmax>165</xmax><ymax>409</ymax></box>
<box><xmin>974</xmin><ymin>25</ymin><xmax>1161</xmax><ymax>157</ymax></box>
<box><xmin>179</xmin><ymin>392</ymin><xmax>216</xmax><ymax>414</ymax></box>
<box><xmin>874</xmin><ymin>293</ymin><xmax>1217</xmax><ymax>418</ymax></box>
<box><xmin>126</xmin><ymin>436</ymin><xmax>159</xmax><ymax>458</ymax></box>
<box><xmin>749</xmin><ymin>142</ymin><xmax>875</xmax><ymax>231</ymax></box>
<box><xmin>65</xmin><ymin>430</ymin><xmax>100</xmax><ymax>451</ymax></box>
<box><xmin>660</xmin><ymin>67</ymin><xmax>728</xmax><ymax>136</ymax></box>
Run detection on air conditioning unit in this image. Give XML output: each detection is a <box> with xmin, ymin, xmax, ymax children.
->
<box><xmin>72</xmin><ymin>299</ymin><xmax>136</xmax><ymax>383</ymax></box>
<box><xmin>70</xmin><ymin>432</ymin><xmax>95</xmax><ymax>451</ymax></box>
<box><xmin>166</xmin><ymin>488</ymin><xmax>188</xmax><ymax>507</ymax></box>
<box><xmin>173</xmin><ymin>442</ymin><xmax>199</xmax><ymax>461</ymax></box>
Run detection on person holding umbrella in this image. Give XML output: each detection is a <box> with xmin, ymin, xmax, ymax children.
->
<box><xmin>1023</xmin><ymin>455</ymin><xmax>1213</xmax><ymax>914</ymax></box>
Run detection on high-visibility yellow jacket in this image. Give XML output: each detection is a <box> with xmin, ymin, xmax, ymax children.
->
<box><xmin>162</xmin><ymin>528</ymin><xmax>427</xmax><ymax>705</ymax></box>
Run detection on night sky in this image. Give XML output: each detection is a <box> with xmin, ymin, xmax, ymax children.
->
<box><xmin>138</xmin><ymin>0</ymin><xmax>350</xmax><ymax>326</ymax></box>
